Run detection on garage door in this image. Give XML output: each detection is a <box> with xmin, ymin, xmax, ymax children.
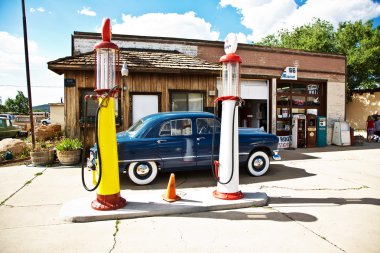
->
<box><xmin>240</xmin><ymin>80</ymin><xmax>268</xmax><ymax>100</ymax></box>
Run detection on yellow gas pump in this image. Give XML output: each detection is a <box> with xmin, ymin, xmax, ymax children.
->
<box><xmin>89</xmin><ymin>18</ymin><xmax>126</xmax><ymax>211</ymax></box>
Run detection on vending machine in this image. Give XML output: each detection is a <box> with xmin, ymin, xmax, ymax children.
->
<box><xmin>332</xmin><ymin>121</ymin><xmax>351</xmax><ymax>146</ymax></box>
<box><xmin>316</xmin><ymin>116</ymin><xmax>327</xmax><ymax>147</ymax></box>
<box><xmin>291</xmin><ymin>114</ymin><xmax>306</xmax><ymax>149</ymax></box>
<box><xmin>306</xmin><ymin>114</ymin><xmax>317</xmax><ymax>148</ymax></box>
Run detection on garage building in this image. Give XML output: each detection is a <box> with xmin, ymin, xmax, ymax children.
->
<box><xmin>48</xmin><ymin>32</ymin><xmax>346</xmax><ymax>147</ymax></box>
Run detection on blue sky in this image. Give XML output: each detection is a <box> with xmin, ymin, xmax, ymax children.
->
<box><xmin>0</xmin><ymin>0</ymin><xmax>379</xmax><ymax>106</ymax></box>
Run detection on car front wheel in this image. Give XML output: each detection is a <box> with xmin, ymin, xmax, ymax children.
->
<box><xmin>128</xmin><ymin>161</ymin><xmax>158</xmax><ymax>185</ymax></box>
<box><xmin>247</xmin><ymin>151</ymin><xmax>270</xmax><ymax>176</ymax></box>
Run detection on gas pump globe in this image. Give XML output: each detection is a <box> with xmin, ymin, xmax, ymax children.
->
<box><xmin>213</xmin><ymin>33</ymin><xmax>243</xmax><ymax>200</ymax></box>
<box><xmin>94</xmin><ymin>19</ymin><xmax>120</xmax><ymax>95</ymax></box>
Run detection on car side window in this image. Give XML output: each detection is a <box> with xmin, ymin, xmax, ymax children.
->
<box><xmin>197</xmin><ymin>118</ymin><xmax>221</xmax><ymax>134</ymax></box>
<box><xmin>159</xmin><ymin>119</ymin><xmax>192</xmax><ymax>136</ymax></box>
<box><xmin>159</xmin><ymin>122</ymin><xmax>171</xmax><ymax>136</ymax></box>
<box><xmin>0</xmin><ymin>119</ymin><xmax>5</xmax><ymax>128</ymax></box>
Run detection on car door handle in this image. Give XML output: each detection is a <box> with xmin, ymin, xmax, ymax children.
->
<box><xmin>197</xmin><ymin>137</ymin><xmax>205</xmax><ymax>141</ymax></box>
<box><xmin>157</xmin><ymin>140</ymin><xmax>167</xmax><ymax>144</ymax></box>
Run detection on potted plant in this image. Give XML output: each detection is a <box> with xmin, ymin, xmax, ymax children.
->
<box><xmin>55</xmin><ymin>138</ymin><xmax>82</xmax><ymax>165</ymax></box>
<box><xmin>30</xmin><ymin>141</ymin><xmax>55</xmax><ymax>166</ymax></box>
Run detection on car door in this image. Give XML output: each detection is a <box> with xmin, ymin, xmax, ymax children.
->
<box><xmin>157</xmin><ymin>118</ymin><xmax>197</xmax><ymax>170</ymax></box>
<box><xmin>195</xmin><ymin>117</ymin><xmax>221</xmax><ymax>168</ymax></box>
<box><xmin>0</xmin><ymin>118</ymin><xmax>17</xmax><ymax>139</ymax></box>
<box><xmin>0</xmin><ymin>118</ymin><xmax>7</xmax><ymax>139</ymax></box>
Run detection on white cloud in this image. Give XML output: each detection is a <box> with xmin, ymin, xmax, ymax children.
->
<box><xmin>0</xmin><ymin>32</ymin><xmax>63</xmax><ymax>106</ymax></box>
<box><xmin>220</xmin><ymin>0</ymin><xmax>380</xmax><ymax>42</ymax></box>
<box><xmin>109</xmin><ymin>12</ymin><xmax>219</xmax><ymax>40</ymax></box>
<box><xmin>30</xmin><ymin>7</ymin><xmax>45</xmax><ymax>13</ymax></box>
<box><xmin>235</xmin><ymin>32</ymin><xmax>249</xmax><ymax>44</ymax></box>
<box><xmin>78</xmin><ymin>6</ymin><xmax>96</xmax><ymax>17</ymax></box>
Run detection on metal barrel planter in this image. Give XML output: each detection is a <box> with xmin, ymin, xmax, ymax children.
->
<box><xmin>57</xmin><ymin>150</ymin><xmax>81</xmax><ymax>165</ymax></box>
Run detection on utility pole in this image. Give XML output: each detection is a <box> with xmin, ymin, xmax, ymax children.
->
<box><xmin>21</xmin><ymin>0</ymin><xmax>35</xmax><ymax>149</ymax></box>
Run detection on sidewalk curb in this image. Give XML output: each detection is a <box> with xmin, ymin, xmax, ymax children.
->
<box><xmin>60</xmin><ymin>188</ymin><xmax>268</xmax><ymax>223</ymax></box>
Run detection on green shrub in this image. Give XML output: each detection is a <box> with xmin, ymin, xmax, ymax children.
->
<box><xmin>55</xmin><ymin>138</ymin><xmax>82</xmax><ymax>151</ymax></box>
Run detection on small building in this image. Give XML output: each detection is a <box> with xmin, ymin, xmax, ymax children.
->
<box><xmin>48</xmin><ymin>32</ymin><xmax>346</xmax><ymax>147</ymax></box>
<box><xmin>49</xmin><ymin>103</ymin><xmax>65</xmax><ymax>128</ymax></box>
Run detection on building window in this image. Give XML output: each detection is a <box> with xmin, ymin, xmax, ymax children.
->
<box><xmin>275</xmin><ymin>82</ymin><xmax>325</xmax><ymax>136</ymax></box>
<box><xmin>80</xmin><ymin>89</ymin><xmax>121</xmax><ymax>124</ymax></box>
<box><xmin>170</xmin><ymin>92</ymin><xmax>204</xmax><ymax>111</ymax></box>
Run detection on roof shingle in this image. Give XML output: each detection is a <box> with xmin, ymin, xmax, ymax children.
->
<box><xmin>48</xmin><ymin>48</ymin><xmax>221</xmax><ymax>75</ymax></box>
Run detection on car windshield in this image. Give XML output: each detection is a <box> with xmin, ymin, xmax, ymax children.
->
<box><xmin>127</xmin><ymin>119</ymin><xmax>145</xmax><ymax>136</ymax></box>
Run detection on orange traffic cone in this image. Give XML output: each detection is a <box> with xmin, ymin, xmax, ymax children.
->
<box><xmin>162</xmin><ymin>173</ymin><xmax>181</xmax><ymax>202</ymax></box>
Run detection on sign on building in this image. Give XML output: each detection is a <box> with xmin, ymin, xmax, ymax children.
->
<box><xmin>278</xmin><ymin>135</ymin><xmax>290</xmax><ymax>148</ymax></box>
<box><xmin>280</xmin><ymin>67</ymin><xmax>297</xmax><ymax>80</ymax></box>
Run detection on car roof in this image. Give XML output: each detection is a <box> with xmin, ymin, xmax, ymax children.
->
<box><xmin>141</xmin><ymin>111</ymin><xmax>215</xmax><ymax>121</ymax></box>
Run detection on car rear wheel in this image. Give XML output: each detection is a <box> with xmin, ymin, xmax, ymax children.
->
<box><xmin>128</xmin><ymin>161</ymin><xmax>158</xmax><ymax>185</ymax></box>
<box><xmin>247</xmin><ymin>151</ymin><xmax>269</xmax><ymax>176</ymax></box>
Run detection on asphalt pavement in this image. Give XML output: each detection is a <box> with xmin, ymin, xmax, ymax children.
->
<box><xmin>0</xmin><ymin>142</ymin><xmax>379</xmax><ymax>253</ymax></box>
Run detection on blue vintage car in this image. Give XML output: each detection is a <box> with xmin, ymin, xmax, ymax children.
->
<box><xmin>89</xmin><ymin>111</ymin><xmax>280</xmax><ymax>185</ymax></box>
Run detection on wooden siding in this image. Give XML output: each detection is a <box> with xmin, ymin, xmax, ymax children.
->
<box><xmin>64</xmin><ymin>70</ymin><xmax>217</xmax><ymax>146</ymax></box>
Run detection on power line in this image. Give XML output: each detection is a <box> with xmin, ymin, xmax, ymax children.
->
<box><xmin>0</xmin><ymin>84</ymin><xmax>62</xmax><ymax>88</ymax></box>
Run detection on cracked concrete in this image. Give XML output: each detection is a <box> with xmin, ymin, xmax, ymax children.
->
<box><xmin>0</xmin><ymin>142</ymin><xmax>379</xmax><ymax>252</ymax></box>
<box><xmin>109</xmin><ymin>220</ymin><xmax>120</xmax><ymax>253</ymax></box>
<box><xmin>0</xmin><ymin>169</ymin><xmax>46</xmax><ymax>206</ymax></box>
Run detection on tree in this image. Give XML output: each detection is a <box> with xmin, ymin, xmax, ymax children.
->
<box><xmin>335</xmin><ymin>21</ymin><xmax>380</xmax><ymax>91</ymax></box>
<box><xmin>257</xmin><ymin>19</ymin><xmax>336</xmax><ymax>52</ymax></box>
<box><xmin>257</xmin><ymin>19</ymin><xmax>380</xmax><ymax>94</ymax></box>
<box><xmin>4</xmin><ymin>91</ymin><xmax>29</xmax><ymax>114</ymax></box>
<box><xmin>0</xmin><ymin>104</ymin><xmax>6</xmax><ymax>113</ymax></box>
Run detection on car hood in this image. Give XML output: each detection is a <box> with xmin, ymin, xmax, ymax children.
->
<box><xmin>239</xmin><ymin>128</ymin><xmax>279</xmax><ymax>140</ymax></box>
<box><xmin>239</xmin><ymin>128</ymin><xmax>267</xmax><ymax>135</ymax></box>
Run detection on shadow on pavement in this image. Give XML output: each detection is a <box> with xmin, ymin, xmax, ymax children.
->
<box><xmin>120</xmin><ymin>163</ymin><xmax>316</xmax><ymax>191</ymax></box>
<box><xmin>279</xmin><ymin>141</ymin><xmax>380</xmax><ymax>161</ymax></box>
<box><xmin>177</xmin><ymin>210</ymin><xmax>318</xmax><ymax>222</ymax></box>
<box><xmin>269</xmin><ymin>197</ymin><xmax>380</xmax><ymax>206</ymax></box>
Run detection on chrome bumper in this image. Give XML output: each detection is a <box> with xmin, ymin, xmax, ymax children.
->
<box><xmin>272</xmin><ymin>149</ymin><xmax>281</xmax><ymax>161</ymax></box>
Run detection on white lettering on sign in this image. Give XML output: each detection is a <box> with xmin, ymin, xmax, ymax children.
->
<box><xmin>278</xmin><ymin>135</ymin><xmax>290</xmax><ymax>149</ymax></box>
<box><xmin>280</xmin><ymin>67</ymin><xmax>297</xmax><ymax>80</ymax></box>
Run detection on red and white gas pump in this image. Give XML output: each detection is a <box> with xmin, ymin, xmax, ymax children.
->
<box><xmin>213</xmin><ymin>33</ymin><xmax>244</xmax><ymax>200</ymax></box>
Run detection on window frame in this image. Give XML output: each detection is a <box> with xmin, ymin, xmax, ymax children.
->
<box><xmin>79</xmin><ymin>88</ymin><xmax>121</xmax><ymax>125</ymax></box>
<box><xmin>169</xmin><ymin>91</ymin><xmax>205</xmax><ymax>112</ymax></box>
<box><xmin>159</xmin><ymin>118</ymin><xmax>193</xmax><ymax>137</ymax></box>
<box><xmin>196</xmin><ymin>118</ymin><xmax>221</xmax><ymax>135</ymax></box>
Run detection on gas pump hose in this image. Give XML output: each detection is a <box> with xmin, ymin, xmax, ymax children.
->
<box><xmin>210</xmin><ymin>99</ymin><xmax>239</xmax><ymax>185</ymax></box>
<box><xmin>81</xmin><ymin>96</ymin><xmax>109</xmax><ymax>191</ymax></box>
<box><xmin>81</xmin><ymin>87</ymin><xmax>119</xmax><ymax>191</ymax></box>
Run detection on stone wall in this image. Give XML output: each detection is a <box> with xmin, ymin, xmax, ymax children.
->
<box><xmin>326</xmin><ymin>81</ymin><xmax>346</xmax><ymax>144</ymax></box>
<box><xmin>346</xmin><ymin>91</ymin><xmax>380</xmax><ymax>130</ymax></box>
